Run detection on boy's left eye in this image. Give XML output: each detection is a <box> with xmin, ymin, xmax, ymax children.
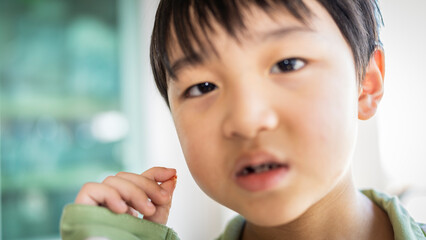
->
<box><xmin>184</xmin><ymin>82</ymin><xmax>217</xmax><ymax>98</ymax></box>
<box><xmin>270</xmin><ymin>58</ymin><xmax>306</xmax><ymax>74</ymax></box>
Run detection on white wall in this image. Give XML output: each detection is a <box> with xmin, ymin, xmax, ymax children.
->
<box><xmin>377</xmin><ymin>0</ymin><xmax>426</xmax><ymax>187</ymax></box>
<box><xmin>352</xmin><ymin>116</ymin><xmax>388</xmax><ymax>191</ymax></box>
<box><xmin>377</xmin><ymin>0</ymin><xmax>426</xmax><ymax>222</ymax></box>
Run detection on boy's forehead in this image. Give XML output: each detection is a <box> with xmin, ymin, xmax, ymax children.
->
<box><xmin>167</xmin><ymin>6</ymin><xmax>304</xmax><ymax>61</ymax></box>
<box><xmin>166</xmin><ymin>0</ymin><xmax>341</xmax><ymax>74</ymax></box>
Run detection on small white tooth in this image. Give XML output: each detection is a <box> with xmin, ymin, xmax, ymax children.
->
<box><xmin>258</xmin><ymin>164</ymin><xmax>268</xmax><ymax>173</ymax></box>
<box><xmin>247</xmin><ymin>163</ymin><xmax>283</xmax><ymax>175</ymax></box>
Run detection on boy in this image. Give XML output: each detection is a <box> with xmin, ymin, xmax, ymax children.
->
<box><xmin>61</xmin><ymin>0</ymin><xmax>426</xmax><ymax>239</ymax></box>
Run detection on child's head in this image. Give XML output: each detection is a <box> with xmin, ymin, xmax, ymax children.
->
<box><xmin>150</xmin><ymin>0</ymin><xmax>385</xmax><ymax>227</ymax></box>
<box><xmin>151</xmin><ymin>0</ymin><xmax>383</xmax><ymax>106</ymax></box>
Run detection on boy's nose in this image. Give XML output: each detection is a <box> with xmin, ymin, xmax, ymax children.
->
<box><xmin>222</xmin><ymin>87</ymin><xmax>279</xmax><ymax>140</ymax></box>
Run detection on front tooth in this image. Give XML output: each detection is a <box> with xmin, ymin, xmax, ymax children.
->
<box><xmin>241</xmin><ymin>163</ymin><xmax>282</xmax><ymax>176</ymax></box>
<box><xmin>254</xmin><ymin>164</ymin><xmax>267</xmax><ymax>173</ymax></box>
<box><xmin>253</xmin><ymin>165</ymin><xmax>261</xmax><ymax>173</ymax></box>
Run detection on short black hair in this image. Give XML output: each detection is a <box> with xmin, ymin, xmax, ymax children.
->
<box><xmin>150</xmin><ymin>0</ymin><xmax>384</xmax><ymax>106</ymax></box>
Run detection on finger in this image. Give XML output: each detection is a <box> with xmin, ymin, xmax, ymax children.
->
<box><xmin>102</xmin><ymin>176</ymin><xmax>156</xmax><ymax>216</ymax></box>
<box><xmin>142</xmin><ymin>167</ymin><xmax>176</xmax><ymax>182</ymax></box>
<box><xmin>143</xmin><ymin>176</ymin><xmax>177</xmax><ymax>224</ymax></box>
<box><xmin>75</xmin><ymin>182</ymin><xmax>128</xmax><ymax>214</ymax></box>
<box><xmin>115</xmin><ymin>172</ymin><xmax>171</xmax><ymax>206</ymax></box>
<box><xmin>160</xmin><ymin>175</ymin><xmax>178</xmax><ymax>195</ymax></box>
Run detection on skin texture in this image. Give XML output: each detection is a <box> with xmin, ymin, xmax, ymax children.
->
<box><xmin>76</xmin><ymin>0</ymin><xmax>392</xmax><ymax>239</ymax></box>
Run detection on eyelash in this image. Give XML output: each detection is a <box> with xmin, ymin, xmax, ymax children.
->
<box><xmin>183</xmin><ymin>58</ymin><xmax>306</xmax><ymax>98</ymax></box>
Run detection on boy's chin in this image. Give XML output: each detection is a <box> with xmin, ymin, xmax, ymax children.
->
<box><xmin>239</xmin><ymin>203</ymin><xmax>308</xmax><ymax>227</ymax></box>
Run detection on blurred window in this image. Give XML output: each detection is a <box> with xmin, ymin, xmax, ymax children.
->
<box><xmin>0</xmin><ymin>0</ymin><xmax>140</xmax><ymax>239</ymax></box>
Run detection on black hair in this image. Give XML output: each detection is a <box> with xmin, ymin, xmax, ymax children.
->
<box><xmin>150</xmin><ymin>0</ymin><xmax>384</xmax><ymax>106</ymax></box>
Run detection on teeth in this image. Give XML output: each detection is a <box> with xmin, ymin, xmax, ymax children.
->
<box><xmin>254</xmin><ymin>164</ymin><xmax>269</xmax><ymax>173</ymax></box>
<box><xmin>239</xmin><ymin>163</ymin><xmax>282</xmax><ymax>176</ymax></box>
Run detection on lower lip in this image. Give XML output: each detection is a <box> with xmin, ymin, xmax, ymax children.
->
<box><xmin>235</xmin><ymin>167</ymin><xmax>290</xmax><ymax>192</ymax></box>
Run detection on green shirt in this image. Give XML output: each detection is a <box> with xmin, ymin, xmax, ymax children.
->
<box><xmin>61</xmin><ymin>189</ymin><xmax>426</xmax><ymax>240</ymax></box>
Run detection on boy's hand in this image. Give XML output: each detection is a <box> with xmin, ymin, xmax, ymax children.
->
<box><xmin>75</xmin><ymin>167</ymin><xmax>177</xmax><ymax>225</ymax></box>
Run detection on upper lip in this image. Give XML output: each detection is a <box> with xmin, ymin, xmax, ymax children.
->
<box><xmin>233</xmin><ymin>150</ymin><xmax>288</xmax><ymax>177</ymax></box>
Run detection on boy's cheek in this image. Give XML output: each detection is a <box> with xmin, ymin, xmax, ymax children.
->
<box><xmin>288</xmin><ymin>88</ymin><xmax>358</xmax><ymax>165</ymax></box>
<box><xmin>175</xmin><ymin>121</ymin><xmax>220</xmax><ymax>169</ymax></box>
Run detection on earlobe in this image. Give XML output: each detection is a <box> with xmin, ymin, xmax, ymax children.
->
<box><xmin>358</xmin><ymin>48</ymin><xmax>385</xmax><ymax>120</ymax></box>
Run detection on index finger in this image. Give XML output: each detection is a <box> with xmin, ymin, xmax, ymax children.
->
<box><xmin>142</xmin><ymin>167</ymin><xmax>176</xmax><ymax>182</ymax></box>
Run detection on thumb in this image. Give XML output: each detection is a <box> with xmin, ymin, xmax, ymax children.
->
<box><xmin>143</xmin><ymin>175</ymin><xmax>177</xmax><ymax>225</ymax></box>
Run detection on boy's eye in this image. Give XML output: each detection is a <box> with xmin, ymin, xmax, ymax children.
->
<box><xmin>270</xmin><ymin>58</ymin><xmax>306</xmax><ymax>74</ymax></box>
<box><xmin>184</xmin><ymin>82</ymin><xmax>217</xmax><ymax>98</ymax></box>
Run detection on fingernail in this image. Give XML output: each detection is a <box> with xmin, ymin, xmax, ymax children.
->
<box><xmin>147</xmin><ymin>200</ymin><xmax>154</xmax><ymax>208</ymax></box>
<box><xmin>130</xmin><ymin>208</ymin><xmax>139</xmax><ymax>217</ymax></box>
<box><xmin>172</xmin><ymin>175</ymin><xmax>177</xmax><ymax>189</ymax></box>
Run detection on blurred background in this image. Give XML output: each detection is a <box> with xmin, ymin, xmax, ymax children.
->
<box><xmin>0</xmin><ymin>0</ymin><xmax>425</xmax><ymax>239</ymax></box>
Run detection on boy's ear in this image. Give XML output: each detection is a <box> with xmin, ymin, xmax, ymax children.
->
<box><xmin>358</xmin><ymin>48</ymin><xmax>385</xmax><ymax>120</ymax></box>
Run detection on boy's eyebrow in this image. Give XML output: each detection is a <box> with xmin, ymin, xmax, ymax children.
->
<box><xmin>170</xmin><ymin>53</ymin><xmax>204</xmax><ymax>80</ymax></box>
<box><xmin>170</xmin><ymin>26</ymin><xmax>313</xmax><ymax>78</ymax></box>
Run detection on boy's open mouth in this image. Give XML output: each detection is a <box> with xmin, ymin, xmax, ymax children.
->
<box><xmin>236</xmin><ymin>162</ymin><xmax>288</xmax><ymax>177</ymax></box>
<box><xmin>233</xmin><ymin>151</ymin><xmax>290</xmax><ymax>191</ymax></box>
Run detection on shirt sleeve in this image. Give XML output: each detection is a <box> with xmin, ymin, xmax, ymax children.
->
<box><xmin>60</xmin><ymin>204</ymin><xmax>180</xmax><ymax>240</ymax></box>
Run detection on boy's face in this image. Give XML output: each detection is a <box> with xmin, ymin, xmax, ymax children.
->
<box><xmin>167</xmin><ymin>0</ymin><xmax>360</xmax><ymax>226</ymax></box>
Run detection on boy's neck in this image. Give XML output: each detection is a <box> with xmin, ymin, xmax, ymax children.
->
<box><xmin>241</xmin><ymin>172</ymin><xmax>394</xmax><ymax>240</ymax></box>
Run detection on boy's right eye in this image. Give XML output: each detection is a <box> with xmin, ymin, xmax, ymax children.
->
<box><xmin>270</xmin><ymin>58</ymin><xmax>306</xmax><ymax>74</ymax></box>
<box><xmin>184</xmin><ymin>82</ymin><xmax>217</xmax><ymax>98</ymax></box>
